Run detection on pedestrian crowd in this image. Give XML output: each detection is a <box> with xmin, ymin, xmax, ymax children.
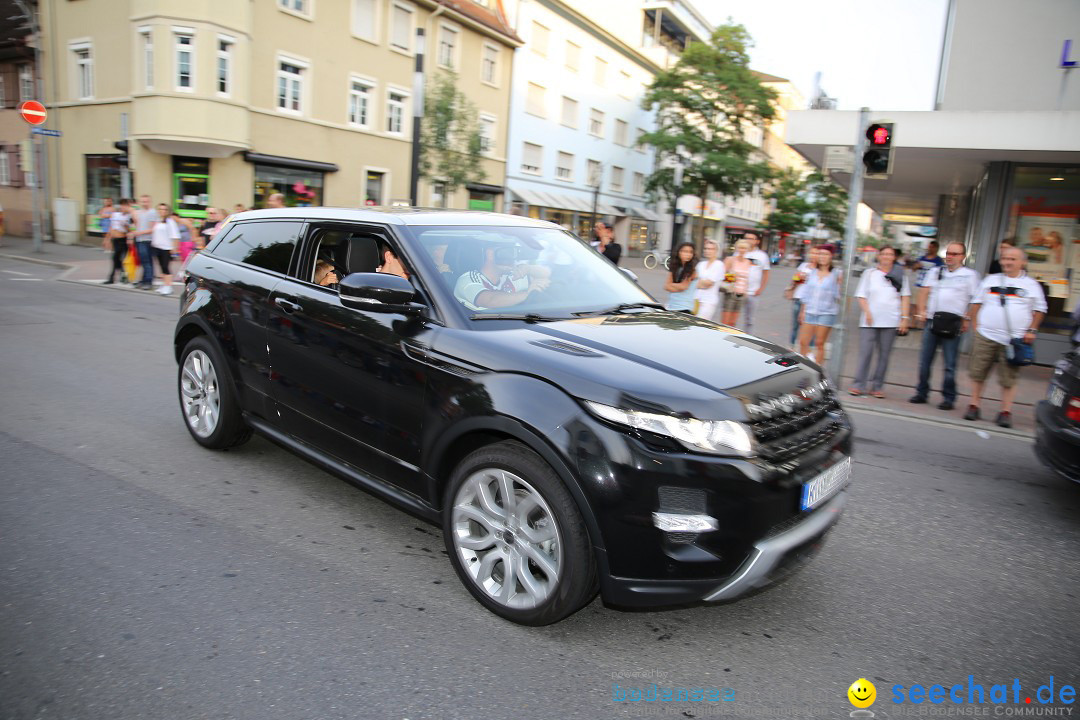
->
<box><xmin>663</xmin><ymin>236</ymin><xmax>1054</xmax><ymax>429</ymax></box>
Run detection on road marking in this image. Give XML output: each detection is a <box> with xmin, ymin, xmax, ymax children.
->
<box><xmin>2</xmin><ymin>269</ymin><xmax>31</xmax><ymax>276</ymax></box>
<box><xmin>9</xmin><ymin>277</ymin><xmax>43</xmax><ymax>281</ymax></box>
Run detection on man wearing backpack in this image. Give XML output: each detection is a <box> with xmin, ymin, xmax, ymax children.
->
<box><xmin>963</xmin><ymin>246</ymin><xmax>1046</xmax><ymax>428</ymax></box>
<box><xmin>910</xmin><ymin>242</ymin><xmax>981</xmax><ymax>410</ymax></box>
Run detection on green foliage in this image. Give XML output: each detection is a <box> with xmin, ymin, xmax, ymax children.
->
<box><xmin>639</xmin><ymin>22</ymin><xmax>778</xmax><ymax>241</ymax></box>
<box><xmin>420</xmin><ymin>74</ymin><xmax>486</xmax><ymax>204</ymax></box>
<box><xmin>765</xmin><ymin>168</ymin><xmax>813</xmax><ymax>235</ymax></box>
<box><xmin>806</xmin><ymin>171</ymin><xmax>848</xmax><ymax>235</ymax></box>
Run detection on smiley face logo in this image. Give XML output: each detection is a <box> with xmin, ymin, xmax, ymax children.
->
<box><xmin>848</xmin><ymin>678</ymin><xmax>876</xmax><ymax>708</ymax></box>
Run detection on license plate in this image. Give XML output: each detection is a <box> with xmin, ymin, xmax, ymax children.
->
<box><xmin>801</xmin><ymin>457</ymin><xmax>851</xmax><ymax>511</ymax></box>
<box><xmin>1048</xmin><ymin>386</ymin><xmax>1065</xmax><ymax>407</ymax></box>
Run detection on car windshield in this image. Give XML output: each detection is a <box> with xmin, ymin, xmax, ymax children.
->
<box><xmin>410</xmin><ymin>225</ymin><xmax>655</xmax><ymax>318</ymax></box>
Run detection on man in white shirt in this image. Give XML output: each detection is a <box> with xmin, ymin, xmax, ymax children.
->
<box><xmin>132</xmin><ymin>194</ymin><xmax>159</xmax><ymax>289</ymax></box>
<box><xmin>740</xmin><ymin>231</ymin><xmax>771</xmax><ymax>333</ymax></box>
<box><xmin>454</xmin><ymin>242</ymin><xmax>551</xmax><ymax>311</ymax></box>
<box><xmin>963</xmin><ymin>246</ymin><xmax>1047</xmax><ymax>428</ymax></box>
<box><xmin>910</xmin><ymin>242</ymin><xmax>981</xmax><ymax>410</ymax></box>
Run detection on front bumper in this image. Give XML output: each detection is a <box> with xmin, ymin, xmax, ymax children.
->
<box><xmin>1034</xmin><ymin>400</ymin><xmax>1080</xmax><ymax>483</ymax></box>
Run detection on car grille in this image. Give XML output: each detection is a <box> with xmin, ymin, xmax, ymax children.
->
<box><xmin>748</xmin><ymin>394</ymin><xmax>844</xmax><ymax>464</ymax></box>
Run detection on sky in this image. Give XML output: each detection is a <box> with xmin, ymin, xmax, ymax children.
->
<box><xmin>700</xmin><ymin>0</ymin><xmax>950</xmax><ymax>111</ymax></box>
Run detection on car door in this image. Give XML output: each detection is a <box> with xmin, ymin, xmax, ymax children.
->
<box><xmin>267</xmin><ymin>223</ymin><xmax>431</xmax><ymax>499</ymax></box>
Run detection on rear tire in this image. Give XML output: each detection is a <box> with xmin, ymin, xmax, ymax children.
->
<box><xmin>443</xmin><ymin>441</ymin><xmax>597</xmax><ymax>625</ymax></box>
<box><xmin>177</xmin><ymin>336</ymin><xmax>252</xmax><ymax>450</ymax></box>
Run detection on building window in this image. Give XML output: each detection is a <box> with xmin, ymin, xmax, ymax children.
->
<box><xmin>0</xmin><ymin>152</ymin><xmax>9</xmax><ymax>185</ymax></box>
<box><xmin>277</xmin><ymin>59</ymin><xmax>305</xmax><ymax>113</ymax></box>
<box><xmin>481</xmin><ymin>43</ymin><xmax>499</xmax><ymax>85</ymax></box>
<box><xmin>633</xmin><ymin>172</ymin><xmax>645</xmax><ymax>196</ymax></box>
<box><xmin>279</xmin><ymin>0</ymin><xmax>312</xmax><ymax>17</ymax></box>
<box><xmin>349</xmin><ymin>77</ymin><xmax>373</xmax><ymax>127</ymax></box>
<box><xmin>619</xmin><ymin>70</ymin><xmax>633</xmax><ymax>99</ymax></box>
<box><xmin>614</xmin><ymin>119</ymin><xmax>628</xmax><ymax>146</ymax></box>
<box><xmin>365</xmin><ymin>170</ymin><xmax>385</xmax><ymax>205</ymax></box>
<box><xmin>565</xmin><ymin>41</ymin><xmax>580</xmax><ymax>72</ymax></box>
<box><xmin>526</xmin><ymin>82</ymin><xmax>545</xmax><ymax>118</ymax></box>
<box><xmin>386</xmin><ymin>89</ymin><xmax>408</xmax><ymax>134</ymax></box>
<box><xmin>217</xmin><ymin>37</ymin><xmax>233</xmax><ymax>95</ymax></box>
<box><xmin>611</xmin><ymin>166</ymin><xmax>624</xmax><ymax>192</ymax></box>
<box><xmin>635</xmin><ymin>127</ymin><xmax>647</xmax><ymax>152</ymax></box>
<box><xmin>589</xmin><ymin>108</ymin><xmax>604</xmax><ymax>137</ymax></box>
<box><xmin>352</xmin><ymin>0</ymin><xmax>377</xmax><ymax>41</ymax></box>
<box><xmin>479</xmin><ymin>114</ymin><xmax>496</xmax><ymax>155</ymax></box>
<box><xmin>560</xmin><ymin>96</ymin><xmax>577</xmax><ymax>128</ymax></box>
<box><xmin>18</xmin><ymin>64</ymin><xmax>33</xmax><ymax>101</ymax></box>
<box><xmin>556</xmin><ymin>151</ymin><xmax>574</xmax><ymax>181</ymax></box>
<box><xmin>141</xmin><ymin>30</ymin><xmax>153</xmax><ymax>90</ymax></box>
<box><xmin>175</xmin><ymin>31</ymin><xmax>194</xmax><ymax>91</ymax></box>
<box><xmin>71</xmin><ymin>44</ymin><xmax>94</xmax><ymax>100</ymax></box>
<box><xmin>587</xmin><ymin>159</ymin><xmax>601</xmax><ymax>187</ymax></box>
<box><xmin>593</xmin><ymin>56</ymin><xmax>607</xmax><ymax>87</ymax></box>
<box><xmin>0</xmin><ymin>76</ymin><xmax>5</xmax><ymax>107</ymax></box>
<box><xmin>253</xmin><ymin>165</ymin><xmax>323</xmax><ymax>208</ymax></box>
<box><xmin>521</xmin><ymin>142</ymin><xmax>542</xmax><ymax>174</ymax></box>
<box><xmin>390</xmin><ymin>2</ymin><xmax>414</xmax><ymax>52</ymax></box>
<box><xmin>437</xmin><ymin>24</ymin><xmax>459</xmax><ymax>69</ymax></box>
<box><xmin>532</xmin><ymin>21</ymin><xmax>549</xmax><ymax>57</ymax></box>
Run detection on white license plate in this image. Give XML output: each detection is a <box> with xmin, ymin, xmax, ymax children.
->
<box><xmin>801</xmin><ymin>457</ymin><xmax>851</xmax><ymax>511</ymax></box>
<box><xmin>1049</xmin><ymin>386</ymin><xmax>1065</xmax><ymax>407</ymax></box>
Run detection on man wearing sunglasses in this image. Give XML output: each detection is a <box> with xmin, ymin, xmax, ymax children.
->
<box><xmin>454</xmin><ymin>241</ymin><xmax>551</xmax><ymax>310</ymax></box>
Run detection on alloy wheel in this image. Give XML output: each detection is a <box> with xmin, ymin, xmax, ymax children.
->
<box><xmin>180</xmin><ymin>349</ymin><xmax>221</xmax><ymax>438</ymax></box>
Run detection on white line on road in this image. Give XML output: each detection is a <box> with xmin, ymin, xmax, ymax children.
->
<box><xmin>3</xmin><ymin>269</ymin><xmax>32</xmax><ymax>276</ymax></box>
<box><xmin>9</xmin><ymin>277</ymin><xmax>43</xmax><ymax>281</ymax></box>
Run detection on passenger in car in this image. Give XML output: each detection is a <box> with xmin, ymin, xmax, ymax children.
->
<box><xmin>377</xmin><ymin>242</ymin><xmax>410</xmax><ymax>280</ymax></box>
<box><xmin>314</xmin><ymin>260</ymin><xmax>338</xmax><ymax>287</ymax></box>
<box><xmin>454</xmin><ymin>242</ymin><xmax>551</xmax><ymax>310</ymax></box>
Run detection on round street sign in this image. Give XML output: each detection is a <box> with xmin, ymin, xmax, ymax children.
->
<box><xmin>18</xmin><ymin>100</ymin><xmax>47</xmax><ymax>125</ymax></box>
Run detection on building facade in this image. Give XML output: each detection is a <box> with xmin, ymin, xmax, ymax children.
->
<box><xmin>0</xmin><ymin>11</ymin><xmax>38</xmax><ymax>238</ymax></box>
<box><xmin>39</xmin><ymin>0</ymin><xmax>519</xmax><ymax>235</ymax></box>
<box><xmin>787</xmin><ymin>0</ymin><xmax>1080</xmax><ymax>361</ymax></box>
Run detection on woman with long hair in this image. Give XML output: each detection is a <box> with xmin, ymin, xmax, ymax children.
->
<box><xmin>694</xmin><ymin>239</ymin><xmax>725</xmax><ymax>320</ymax></box>
<box><xmin>665</xmin><ymin>242</ymin><xmax>698</xmax><ymax>312</ymax></box>
<box><xmin>850</xmin><ymin>245</ymin><xmax>911</xmax><ymax>397</ymax></box>
<box><xmin>720</xmin><ymin>240</ymin><xmax>753</xmax><ymax>327</ymax></box>
<box><xmin>797</xmin><ymin>245</ymin><xmax>841</xmax><ymax>365</ymax></box>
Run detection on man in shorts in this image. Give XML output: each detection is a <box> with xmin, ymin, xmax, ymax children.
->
<box><xmin>964</xmin><ymin>246</ymin><xmax>1046</xmax><ymax>428</ymax></box>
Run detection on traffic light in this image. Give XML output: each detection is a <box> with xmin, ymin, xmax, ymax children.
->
<box><xmin>113</xmin><ymin>140</ymin><xmax>129</xmax><ymax>167</ymax></box>
<box><xmin>862</xmin><ymin>122</ymin><xmax>894</xmax><ymax>178</ymax></box>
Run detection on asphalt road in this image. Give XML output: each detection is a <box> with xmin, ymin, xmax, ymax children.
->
<box><xmin>1</xmin><ymin>258</ymin><xmax>1078</xmax><ymax>720</ymax></box>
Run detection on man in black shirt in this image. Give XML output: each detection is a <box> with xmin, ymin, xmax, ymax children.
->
<box><xmin>598</xmin><ymin>222</ymin><xmax>622</xmax><ymax>265</ymax></box>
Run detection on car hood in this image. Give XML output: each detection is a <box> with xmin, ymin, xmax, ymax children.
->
<box><xmin>432</xmin><ymin>311</ymin><xmax>826</xmax><ymax>420</ymax></box>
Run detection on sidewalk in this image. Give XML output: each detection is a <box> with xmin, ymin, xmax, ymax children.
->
<box><xmin>1</xmin><ymin>236</ymin><xmax>1054</xmax><ymax>437</ymax></box>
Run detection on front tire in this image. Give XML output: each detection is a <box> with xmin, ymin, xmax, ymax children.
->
<box><xmin>443</xmin><ymin>441</ymin><xmax>597</xmax><ymax>625</ymax></box>
<box><xmin>177</xmin><ymin>336</ymin><xmax>252</xmax><ymax>450</ymax></box>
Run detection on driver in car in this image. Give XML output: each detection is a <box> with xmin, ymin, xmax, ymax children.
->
<box><xmin>454</xmin><ymin>242</ymin><xmax>551</xmax><ymax>310</ymax></box>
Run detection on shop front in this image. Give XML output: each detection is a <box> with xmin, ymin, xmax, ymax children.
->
<box><xmin>246</xmin><ymin>152</ymin><xmax>336</xmax><ymax>209</ymax></box>
<box><xmin>172</xmin><ymin>157</ymin><xmax>210</xmax><ymax>221</ymax></box>
<box><xmin>85</xmin><ymin>154</ymin><xmax>124</xmax><ymax>234</ymax></box>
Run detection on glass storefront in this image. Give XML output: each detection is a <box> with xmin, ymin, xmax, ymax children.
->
<box><xmin>85</xmin><ymin>154</ymin><xmax>123</xmax><ymax>234</ymax></box>
<box><xmin>254</xmin><ymin>164</ymin><xmax>324</xmax><ymax>208</ymax></box>
<box><xmin>627</xmin><ymin>220</ymin><xmax>651</xmax><ymax>257</ymax></box>
<box><xmin>1000</xmin><ymin>164</ymin><xmax>1080</xmax><ymax>337</ymax></box>
<box><xmin>468</xmin><ymin>190</ymin><xmax>495</xmax><ymax>211</ymax></box>
<box><xmin>173</xmin><ymin>157</ymin><xmax>210</xmax><ymax>220</ymax></box>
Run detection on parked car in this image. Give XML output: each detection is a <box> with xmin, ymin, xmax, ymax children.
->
<box><xmin>174</xmin><ymin>208</ymin><xmax>853</xmax><ymax>625</ymax></box>
<box><xmin>1034</xmin><ymin>349</ymin><xmax>1080</xmax><ymax>483</ymax></box>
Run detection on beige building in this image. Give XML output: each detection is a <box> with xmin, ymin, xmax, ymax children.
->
<box><xmin>0</xmin><ymin>17</ymin><xmax>38</xmax><ymax>238</ymax></box>
<box><xmin>39</xmin><ymin>0</ymin><xmax>520</xmax><ymax>235</ymax></box>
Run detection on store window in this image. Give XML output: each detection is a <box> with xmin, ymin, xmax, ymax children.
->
<box><xmin>468</xmin><ymin>190</ymin><xmax>495</xmax><ymax>212</ymax></box>
<box><xmin>254</xmin><ymin>164</ymin><xmax>324</xmax><ymax>208</ymax></box>
<box><xmin>365</xmin><ymin>170</ymin><xmax>385</xmax><ymax>205</ymax></box>
<box><xmin>173</xmin><ymin>157</ymin><xmax>210</xmax><ymax>220</ymax></box>
<box><xmin>1001</xmin><ymin>165</ymin><xmax>1080</xmax><ymax>336</ymax></box>
<box><xmin>85</xmin><ymin>154</ymin><xmax>123</xmax><ymax>233</ymax></box>
<box><xmin>627</xmin><ymin>220</ymin><xmax>650</xmax><ymax>257</ymax></box>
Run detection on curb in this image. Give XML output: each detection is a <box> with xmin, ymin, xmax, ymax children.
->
<box><xmin>842</xmin><ymin>402</ymin><xmax>1034</xmax><ymax>440</ymax></box>
<box><xmin>0</xmin><ymin>252</ymin><xmax>74</xmax><ymax>270</ymax></box>
<box><xmin>60</xmin><ymin>277</ymin><xmax>177</xmax><ymax>298</ymax></box>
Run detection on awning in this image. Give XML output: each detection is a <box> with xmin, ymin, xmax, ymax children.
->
<box><xmin>243</xmin><ymin>151</ymin><xmax>339</xmax><ymax>173</ymax></box>
<box><xmin>465</xmin><ymin>182</ymin><xmax>505</xmax><ymax>194</ymax></box>
<box><xmin>510</xmin><ymin>186</ymin><xmax>603</xmax><ymax>213</ymax></box>
<box><xmin>616</xmin><ymin>205</ymin><xmax>665</xmax><ymax>222</ymax></box>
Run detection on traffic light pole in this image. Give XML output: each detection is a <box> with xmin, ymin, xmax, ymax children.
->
<box><xmin>825</xmin><ymin>107</ymin><xmax>869</xmax><ymax>384</ymax></box>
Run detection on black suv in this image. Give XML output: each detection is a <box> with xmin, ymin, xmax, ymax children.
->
<box><xmin>174</xmin><ymin>208</ymin><xmax>852</xmax><ymax>625</ymax></box>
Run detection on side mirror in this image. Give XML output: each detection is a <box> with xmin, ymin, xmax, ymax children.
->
<box><xmin>339</xmin><ymin>272</ymin><xmax>419</xmax><ymax>313</ymax></box>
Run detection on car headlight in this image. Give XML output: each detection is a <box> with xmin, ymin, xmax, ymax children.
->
<box><xmin>584</xmin><ymin>401</ymin><xmax>755</xmax><ymax>457</ymax></box>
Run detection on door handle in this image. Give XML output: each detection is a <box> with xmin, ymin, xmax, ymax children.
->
<box><xmin>274</xmin><ymin>297</ymin><xmax>301</xmax><ymax>314</ymax></box>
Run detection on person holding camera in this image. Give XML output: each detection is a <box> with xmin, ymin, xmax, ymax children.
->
<box><xmin>910</xmin><ymin>242</ymin><xmax>981</xmax><ymax>410</ymax></box>
<box><xmin>963</xmin><ymin>246</ymin><xmax>1046</xmax><ymax>428</ymax></box>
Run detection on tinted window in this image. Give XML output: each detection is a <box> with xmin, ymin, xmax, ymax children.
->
<box><xmin>210</xmin><ymin>221</ymin><xmax>302</xmax><ymax>275</ymax></box>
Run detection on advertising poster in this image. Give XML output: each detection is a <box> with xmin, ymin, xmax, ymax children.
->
<box><xmin>1015</xmin><ymin>213</ymin><xmax>1080</xmax><ymax>311</ymax></box>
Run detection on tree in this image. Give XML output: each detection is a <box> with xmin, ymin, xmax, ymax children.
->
<box><xmin>419</xmin><ymin>74</ymin><xmax>486</xmax><ymax>207</ymax></box>
<box><xmin>806</xmin><ymin>171</ymin><xmax>847</xmax><ymax>236</ymax></box>
<box><xmin>640</xmin><ymin>23</ymin><xmax>777</xmax><ymax>246</ymax></box>
<box><xmin>765</xmin><ymin>168</ymin><xmax>813</xmax><ymax>236</ymax></box>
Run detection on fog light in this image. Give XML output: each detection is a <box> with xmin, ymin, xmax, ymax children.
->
<box><xmin>652</xmin><ymin>512</ymin><xmax>718</xmax><ymax>533</ymax></box>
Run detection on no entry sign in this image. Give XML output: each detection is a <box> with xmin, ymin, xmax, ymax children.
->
<box><xmin>18</xmin><ymin>100</ymin><xmax>47</xmax><ymax>125</ymax></box>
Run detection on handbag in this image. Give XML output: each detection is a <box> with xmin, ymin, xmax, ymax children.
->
<box><xmin>930</xmin><ymin>312</ymin><xmax>963</xmax><ymax>339</ymax></box>
<box><xmin>998</xmin><ymin>275</ymin><xmax>1034</xmax><ymax>367</ymax></box>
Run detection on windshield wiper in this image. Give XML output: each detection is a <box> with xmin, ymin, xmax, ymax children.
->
<box><xmin>469</xmin><ymin>313</ymin><xmax>567</xmax><ymax>322</ymax></box>
<box><xmin>572</xmin><ymin>302</ymin><xmax>666</xmax><ymax>317</ymax></box>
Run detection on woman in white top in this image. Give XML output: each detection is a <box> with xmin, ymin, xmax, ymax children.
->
<box><xmin>150</xmin><ymin>203</ymin><xmax>181</xmax><ymax>295</ymax></box>
<box><xmin>693</xmin><ymin>239</ymin><xmax>725</xmax><ymax>320</ymax></box>
<box><xmin>851</xmin><ymin>246</ymin><xmax>911</xmax><ymax>397</ymax></box>
<box><xmin>796</xmin><ymin>245</ymin><xmax>841</xmax><ymax>366</ymax></box>
<box><xmin>785</xmin><ymin>246</ymin><xmax>818</xmax><ymax>345</ymax></box>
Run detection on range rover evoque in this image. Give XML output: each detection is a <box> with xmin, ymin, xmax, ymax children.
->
<box><xmin>174</xmin><ymin>208</ymin><xmax>853</xmax><ymax>625</ymax></box>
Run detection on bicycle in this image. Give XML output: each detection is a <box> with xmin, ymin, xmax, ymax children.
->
<box><xmin>642</xmin><ymin>248</ymin><xmax>670</xmax><ymax>270</ymax></box>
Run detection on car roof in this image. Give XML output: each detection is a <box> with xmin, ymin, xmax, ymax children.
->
<box><xmin>228</xmin><ymin>206</ymin><xmax>562</xmax><ymax>229</ymax></box>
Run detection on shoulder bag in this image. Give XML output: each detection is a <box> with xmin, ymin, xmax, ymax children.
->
<box><xmin>930</xmin><ymin>267</ymin><xmax>964</xmax><ymax>339</ymax></box>
<box><xmin>999</xmin><ymin>275</ymin><xmax>1034</xmax><ymax>367</ymax></box>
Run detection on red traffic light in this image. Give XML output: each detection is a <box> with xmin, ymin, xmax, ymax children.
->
<box><xmin>866</xmin><ymin>123</ymin><xmax>893</xmax><ymax>147</ymax></box>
